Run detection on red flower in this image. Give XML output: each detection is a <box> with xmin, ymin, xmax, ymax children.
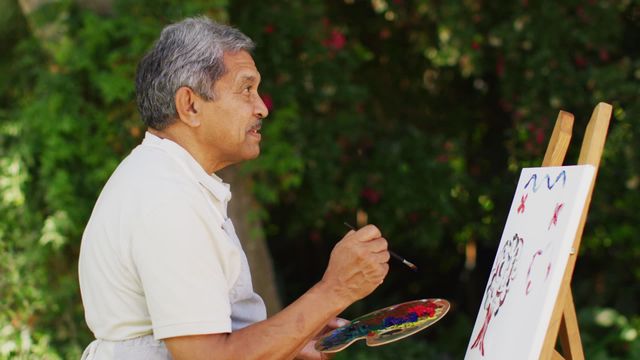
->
<box><xmin>260</xmin><ymin>94</ymin><xmax>273</xmax><ymax>112</ymax></box>
<box><xmin>309</xmin><ymin>230</ymin><xmax>321</xmax><ymax>244</ymax></box>
<box><xmin>263</xmin><ymin>24</ymin><xmax>275</xmax><ymax>34</ymax></box>
<box><xmin>380</xmin><ymin>28</ymin><xmax>392</xmax><ymax>40</ymax></box>
<box><xmin>574</xmin><ymin>55</ymin><xmax>587</xmax><ymax>68</ymax></box>
<box><xmin>361</xmin><ymin>187</ymin><xmax>381</xmax><ymax>204</ymax></box>
<box><xmin>535</xmin><ymin>128</ymin><xmax>546</xmax><ymax>145</ymax></box>
<box><xmin>495</xmin><ymin>54</ymin><xmax>505</xmax><ymax>77</ymax></box>
<box><xmin>324</xmin><ymin>29</ymin><xmax>346</xmax><ymax>51</ymax></box>
<box><xmin>576</xmin><ymin>6</ymin><xmax>589</xmax><ymax>23</ymax></box>
<box><xmin>436</xmin><ymin>154</ymin><xmax>449</xmax><ymax>163</ymax></box>
<box><xmin>525</xmin><ymin>140</ymin><xmax>535</xmax><ymax>154</ymax></box>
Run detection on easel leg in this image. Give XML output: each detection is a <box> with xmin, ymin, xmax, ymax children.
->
<box><xmin>558</xmin><ymin>290</ymin><xmax>585</xmax><ymax>360</ymax></box>
<box><xmin>541</xmin><ymin>103</ymin><xmax>612</xmax><ymax>360</ymax></box>
<box><xmin>552</xmin><ymin>350</ymin><xmax>565</xmax><ymax>360</ymax></box>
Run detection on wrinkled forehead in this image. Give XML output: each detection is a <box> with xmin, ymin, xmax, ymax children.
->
<box><xmin>222</xmin><ymin>50</ymin><xmax>260</xmax><ymax>76</ymax></box>
<box><xmin>211</xmin><ymin>50</ymin><xmax>261</xmax><ymax>94</ymax></box>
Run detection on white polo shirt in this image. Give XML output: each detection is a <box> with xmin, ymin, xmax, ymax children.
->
<box><xmin>79</xmin><ymin>132</ymin><xmax>266</xmax><ymax>342</ymax></box>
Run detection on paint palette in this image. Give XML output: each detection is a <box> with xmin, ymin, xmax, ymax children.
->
<box><xmin>315</xmin><ymin>298</ymin><xmax>450</xmax><ymax>353</ymax></box>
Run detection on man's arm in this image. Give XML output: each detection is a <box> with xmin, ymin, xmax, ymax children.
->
<box><xmin>164</xmin><ymin>225</ymin><xmax>389</xmax><ymax>360</ymax></box>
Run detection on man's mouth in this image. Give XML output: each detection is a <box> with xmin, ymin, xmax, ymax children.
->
<box><xmin>248</xmin><ymin>120</ymin><xmax>262</xmax><ymax>135</ymax></box>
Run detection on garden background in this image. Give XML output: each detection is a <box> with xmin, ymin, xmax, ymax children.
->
<box><xmin>1</xmin><ymin>0</ymin><xmax>639</xmax><ymax>358</ymax></box>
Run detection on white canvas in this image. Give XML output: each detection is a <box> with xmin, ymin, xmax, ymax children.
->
<box><xmin>465</xmin><ymin>165</ymin><xmax>595</xmax><ymax>360</ymax></box>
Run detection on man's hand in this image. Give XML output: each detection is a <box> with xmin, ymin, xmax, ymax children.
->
<box><xmin>321</xmin><ymin>224</ymin><xmax>390</xmax><ymax>306</ymax></box>
<box><xmin>295</xmin><ymin>318</ymin><xmax>349</xmax><ymax>360</ymax></box>
<box><xmin>167</xmin><ymin>225</ymin><xmax>388</xmax><ymax>360</ymax></box>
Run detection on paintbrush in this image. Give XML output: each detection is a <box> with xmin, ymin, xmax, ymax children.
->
<box><xmin>343</xmin><ymin>222</ymin><xmax>418</xmax><ymax>272</ymax></box>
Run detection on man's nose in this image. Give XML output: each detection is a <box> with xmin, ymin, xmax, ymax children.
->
<box><xmin>255</xmin><ymin>94</ymin><xmax>269</xmax><ymax>119</ymax></box>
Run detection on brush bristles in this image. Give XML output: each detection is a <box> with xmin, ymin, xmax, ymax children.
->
<box><xmin>403</xmin><ymin>260</ymin><xmax>418</xmax><ymax>271</ymax></box>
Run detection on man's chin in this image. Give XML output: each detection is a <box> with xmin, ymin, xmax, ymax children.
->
<box><xmin>242</xmin><ymin>148</ymin><xmax>261</xmax><ymax>160</ymax></box>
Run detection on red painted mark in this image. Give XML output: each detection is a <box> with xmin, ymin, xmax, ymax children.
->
<box><xmin>546</xmin><ymin>262</ymin><xmax>551</xmax><ymax>279</ymax></box>
<box><xmin>407</xmin><ymin>303</ymin><xmax>436</xmax><ymax>318</ymax></box>
<box><xmin>548</xmin><ymin>203</ymin><xmax>564</xmax><ymax>229</ymax></box>
<box><xmin>517</xmin><ymin>194</ymin><xmax>528</xmax><ymax>214</ymax></box>
<box><xmin>471</xmin><ymin>305</ymin><xmax>492</xmax><ymax>356</ymax></box>
<box><xmin>526</xmin><ymin>249</ymin><xmax>544</xmax><ymax>295</ymax></box>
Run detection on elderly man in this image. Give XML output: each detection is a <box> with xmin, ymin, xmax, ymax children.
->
<box><xmin>78</xmin><ymin>16</ymin><xmax>389</xmax><ymax>359</ymax></box>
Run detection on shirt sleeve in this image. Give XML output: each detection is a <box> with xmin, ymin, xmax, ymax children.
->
<box><xmin>132</xmin><ymin>196</ymin><xmax>239</xmax><ymax>340</ymax></box>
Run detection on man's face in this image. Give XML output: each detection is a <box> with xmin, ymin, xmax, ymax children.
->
<box><xmin>197</xmin><ymin>50</ymin><xmax>268</xmax><ymax>166</ymax></box>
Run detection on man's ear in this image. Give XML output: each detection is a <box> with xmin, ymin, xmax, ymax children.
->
<box><xmin>175</xmin><ymin>87</ymin><xmax>201</xmax><ymax>127</ymax></box>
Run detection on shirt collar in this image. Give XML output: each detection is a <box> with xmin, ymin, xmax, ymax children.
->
<box><xmin>142</xmin><ymin>132</ymin><xmax>232</xmax><ymax>214</ymax></box>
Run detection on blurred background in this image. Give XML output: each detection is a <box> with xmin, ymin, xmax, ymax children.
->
<box><xmin>1</xmin><ymin>0</ymin><xmax>639</xmax><ymax>358</ymax></box>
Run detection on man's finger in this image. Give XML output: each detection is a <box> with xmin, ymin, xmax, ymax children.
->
<box><xmin>364</xmin><ymin>237</ymin><xmax>388</xmax><ymax>253</ymax></box>
<box><xmin>374</xmin><ymin>250</ymin><xmax>391</xmax><ymax>264</ymax></box>
<box><xmin>354</xmin><ymin>224</ymin><xmax>382</xmax><ymax>241</ymax></box>
<box><xmin>327</xmin><ymin>317</ymin><xmax>349</xmax><ymax>329</ymax></box>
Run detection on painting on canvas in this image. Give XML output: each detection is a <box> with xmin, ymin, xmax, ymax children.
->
<box><xmin>465</xmin><ymin>165</ymin><xmax>595</xmax><ymax>360</ymax></box>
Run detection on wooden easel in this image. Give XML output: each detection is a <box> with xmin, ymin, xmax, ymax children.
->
<box><xmin>537</xmin><ymin>102</ymin><xmax>613</xmax><ymax>359</ymax></box>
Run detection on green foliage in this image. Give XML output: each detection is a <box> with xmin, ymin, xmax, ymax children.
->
<box><xmin>1</xmin><ymin>0</ymin><xmax>639</xmax><ymax>358</ymax></box>
<box><xmin>231</xmin><ymin>0</ymin><xmax>640</xmax><ymax>358</ymax></box>
<box><xmin>0</xmin><ymin>0</ymin><xmax>228</xmax><ymax>357</ymax></box>
<box><xmin>580</xmin><ymin>307</ymin><xmax>640</xmax><ymax>359</ymax></box>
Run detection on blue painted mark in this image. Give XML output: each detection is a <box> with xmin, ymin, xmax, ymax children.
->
<box><xmin>524</xmin><ymin>170</ymin><xmax>567</xmax><ymax>192</ymax></box>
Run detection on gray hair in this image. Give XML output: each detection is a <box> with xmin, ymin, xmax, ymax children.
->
<box><xmin>135</xmin><ymin>16</ymin><xmax>255</xmax><ymax>129</ymax></box>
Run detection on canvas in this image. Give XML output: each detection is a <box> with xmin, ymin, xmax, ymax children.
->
<box><xmin>465</xmin><ymin>165</ymin><xmax>595</xmax><ymax>360</ymax></box>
